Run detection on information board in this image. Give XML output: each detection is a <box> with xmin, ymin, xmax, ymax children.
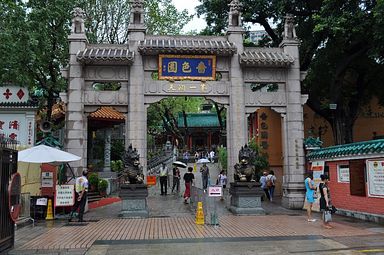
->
<box><xmin>208</xmin><ymin>186</ymin><xmax>222</xmax><ymax>197</ymax></box>
<box><xmin>366</xmin><ymin>160</ymin><xmax>384</xmax><ymax>198</ymax></box>
<box><xmin>55</xmin><ymin>185</ymin><xmax>75</xmax><ymax>207</ymax></box>
<box><xmin>41</xmin><ymin>172</ymin><xmax>54</xmax><ymax>187</ymax></box>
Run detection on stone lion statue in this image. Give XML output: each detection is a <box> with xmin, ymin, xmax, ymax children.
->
<box><xmin>121</xmin><ymin>144</ymin><xmax>144</xmax><ymax>184</ymax></box>
<box><xmin>234</xmin><ymin>144</ymin><xmax>257</xmax><ymax>182</ymax></box>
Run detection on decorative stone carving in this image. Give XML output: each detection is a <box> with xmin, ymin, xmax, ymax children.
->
<box><xmin>244</xmin><ymin>84</ymin><xmax>286</xmax><ymax>107</ymax></box>
<box><xmin>244</xmin><ymin>68</ymin><xmax>286</xmax><ymax>82</ymax></box>
<box><xmin>85</xmin><ymin>66</ymin><xmax>129</xmax><ymax>81</ymax></box>
<box><xmin>71</xmin><ymin>8</ymin><xmax>86</xmax><ymax>34</ymax></box>
<box><xmin>228</xmin><ymin>0</ymin><xmax>243</xmax><ymax>27</ymax></box>
<box><xmin>84</xmin><ymin>91</ymin><xmax>128</xmax><ymax>105</ymax></box>
<box><xmin>284</xmin><ymin>14</ymin><xmax>297</xmax><ymax>40</ymax></box>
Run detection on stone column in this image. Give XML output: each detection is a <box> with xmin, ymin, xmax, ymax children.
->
<box><xmin>227</xmin><ymin>30</ymin><xmax>247</xmax><ymax>183</ymax></box>
<box><xmin>280</xmin><ymin>38</ymin><xmax>306</xmax><ymax>209</ymax></box>
<box><xmin>126</xmin><ymin>8</ymin><xmax>147</xmax><ymax>177</ymax></box>
<box><xmin>65</xmin><ymin>8</ymin><xmax>88</xmax><ymax>173</ymax></box>
<box><xmin>103</xmin><ymin>128</ymin><xmax>112</xmax><ymax>172</ymax></box>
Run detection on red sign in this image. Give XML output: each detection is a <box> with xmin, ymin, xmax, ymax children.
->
<box><xmin>8</xmin><ymin>173</ymin><xmax>21</xmax><ymax>222</ymax></box>
<box><xmin>146</xmin><ymin>175</ymin><xmax>156</xmax><ymax>185</ymax></box>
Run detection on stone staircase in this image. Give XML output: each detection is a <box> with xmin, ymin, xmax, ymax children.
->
<box><xmin>87</xmin><ymin>191</ymin><xmax>102</xmax><ymax>203</ymax></box>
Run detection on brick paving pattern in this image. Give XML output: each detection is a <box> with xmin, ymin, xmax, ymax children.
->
<box><xmin>18</xmin><ymin>215</ymin><xmax>376</xmax><ymax>250</ymax></box>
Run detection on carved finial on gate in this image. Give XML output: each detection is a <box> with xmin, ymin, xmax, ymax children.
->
<box><xmin>71</xmin><ymin>7</ymin><xmax>86</xmax><ymax>34</ymax></box>
<box><xmin>228</xmin><ymin>0</ymin><xmax>243</xmax><ymax>27</ymax></box>
<box><xmin>283</xmin><ymin>14</ymin><xmax>297</xmax><ymax>40</ymax></box>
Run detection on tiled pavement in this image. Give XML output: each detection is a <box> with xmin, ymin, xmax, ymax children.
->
<box><xmin>8</xmin><ymin>162</ymin><xmax>384</xmax><ymax>254</ymax></box>
<box><xmin>11</xmin><ymin>215</ymin><xmax>381</xmax><ymax>251</ymax></box>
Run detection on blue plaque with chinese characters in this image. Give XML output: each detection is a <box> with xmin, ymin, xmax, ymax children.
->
<box><xmin>159</xmin><ymin>55</ymin><xmax>216</xmax><ymax>80</ymax></box>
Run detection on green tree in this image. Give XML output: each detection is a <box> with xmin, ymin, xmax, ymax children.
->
<box><xmin>80</xmin><ymin>0</ymin><xmax>193</xmax><ymax>43</ymax></box>
<box><xmin>197</xmin><ymin>0</ymin><xmax>384</xmax><ymax>144</ymax></box>
<box><xmin>147</xmin><ymin>97</ymin><xmax>204</xmax><ymax>147</ymax></box>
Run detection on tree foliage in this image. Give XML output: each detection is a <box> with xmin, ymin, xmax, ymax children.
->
<box><xmin>197</xmin><ymin>0</ymin><xmax>384</xmax><ymax>144</ymax></box>
<box><xmin>147</xmin><ymin>97</ymin><xmax>204</xmax><ymax>146</ymax></box>
<box><xmin>0</xmin><ymin>0</ymin><xmax>76</xmax><ymax>120</ymax></box>
<box><xmin>0</xmin><ymin>0</ymin><xmax>192</xmax><ymax>125</ymax></box>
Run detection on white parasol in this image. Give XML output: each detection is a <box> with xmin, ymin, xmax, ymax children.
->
<box><xmin>18</xmin><ymin>144</ymin><xmax>81</xmax><ymax>164</ymax></box>
<box><xmin>172</xmin><ymin>161</ymin><xmax>187</xmax><ymax>168</ymax></box>
<box><xmin>197</xmin><ymin>158</ymin><xmax>210</xmax><ymax>164</ymax></box>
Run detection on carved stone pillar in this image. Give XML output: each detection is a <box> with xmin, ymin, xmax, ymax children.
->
<box><xmin>280</xmin><ymin>15</ymin><xmax>306</xmax><ymax>209</ymax></box>
<box><xmin>65</xmin><ymin>8</ymin><xmax>88</xmax><ymax>173</ymax></box>
<box><xmin>103</xmin><ymin>128</ymin><xmax>112</xmax><ymax>172</ymax></box>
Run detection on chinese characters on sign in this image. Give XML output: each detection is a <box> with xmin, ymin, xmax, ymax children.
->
<box><xmin>167</xmin><ymin>82</ymin><xmax>209</xmax><ymax>93</ymax></box>
<box><xmin>55</xmin><ymin>185</ymin><xmax>75</xmax><ymax>207</ymax></box>
<box><xmin>337</xmin><ymin>165</ymin><xmax>350</xmax><ymax>183</ymax></box>
<box><xmin>208</xmin><ymin>186</ymin><xmax>222</xmax><ymax>197</ymax></box>
<box><xmin>366</xmin><ymin>160</ymin><xmax>384</xmax><ymax>197</ymax></box>
<box><xmin>41</xmin><ymin>172</ymin><xmax>54</xmax><ymax>188</ymax></box>
<box><xmin>159</xmin><ymin>55</ymin><xmax>216</xmax><ymax>80</ymax></box>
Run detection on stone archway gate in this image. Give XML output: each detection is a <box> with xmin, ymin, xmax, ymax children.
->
<box><xmin>62</xmin><ymin>1</ymin><xmax>308</xmax><ymax>209</ymax></box>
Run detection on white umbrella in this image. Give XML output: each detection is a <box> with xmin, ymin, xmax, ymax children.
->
<box><xmin>197</xmin><ymin>158</ymin><xmax>210</xmax><ymax>164</ymax></box>
<box><xmin>18</xmin><ymin>144</ymin><xmax>81</xmax><ymax>164</ymax></box>
<box><xmin>172</xmin><ymin>161</ymin><xmax>187</xmax><ymax>168</ymax></box>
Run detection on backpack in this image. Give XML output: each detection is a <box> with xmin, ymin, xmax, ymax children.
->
<box><xmin>266</xmin><ymin>177</ymin><xmax>273</xmax><ymax>187</ymax></box>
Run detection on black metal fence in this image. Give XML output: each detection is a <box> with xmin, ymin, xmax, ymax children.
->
<box><xmin>0</xmin><ymin>138</ymin><xmax>18</xmax><ymax>253</ymax></box>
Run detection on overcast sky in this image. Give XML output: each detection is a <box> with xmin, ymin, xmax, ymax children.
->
<box><xmin>171</xmin><ymin>0</ymin><xmax>206</xmax><ymax>33</ymax></box>
<box><xmin>171</xmin><ymin>0</ymin><xmax>264</xmax><ymax>33</ymax></box>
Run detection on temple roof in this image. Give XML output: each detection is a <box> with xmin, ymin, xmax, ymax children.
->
<box><xmin>138</xmin><ymin>36</ymin><xmax>237</xmax><ymax>56</ymax></box>
<box><xmin>0</xmin><ymin>101</ymin><xmax>38</xmax><ymax>109</ymax></box>
<box><xmin>307</xmin><ymin>139</ymin><xmax>384</xmax><ymax>161</ymax></box>
<box><xmin>89</xmin><ymin>107</ymin><xmax>125</xmax><ymax>122</ymax></box>
<box><xmin>240</xmin><ymin>48</ymin><xmax>294</xmax><ymax>67</ymax></box>
<box><xmin>77</xmin><ymin>45</ymin><xmax>135</xmax><ymax>64</ymax></box>
<box><xmin>177</xmin><ymin>113</ymin><xmax>221</xmax><ymax>128</ymax></box>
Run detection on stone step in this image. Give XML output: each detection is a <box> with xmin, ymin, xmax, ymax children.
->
<box><xmin>88</xmin><ymin>192</ymin><xmax>102</xmax><ymax>203</ymax></box>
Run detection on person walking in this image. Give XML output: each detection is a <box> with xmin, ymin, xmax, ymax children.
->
<box><xmin>183</xmin><ymin>167</ymin><xmax>195</xmax><ymax>204</ymax></box>
<box><xmin>266</xmin><ymin>170</ymin><xmax>276</xmax><ymax>201</ymax></box>
<box><xmin>209</xmin><ymin>150</ymin><xmax>215</xmax><ymax>163</ymax></box>
<box><xmin>305</xmin><ymin>172</ymin><xmax>317</xmax><ymax>222</ymax></box>
<box><xmin>183</xmin><ymin>151</ymin><xmax>189</xmax><ymax>164</ymax></box>
<box><xmin>69</xmin><ymin>169</ymin><xmax>89</xmax><ymax>222</ymax></box>
<box><xmin>171</xmin><ymin>166</ymin><xmax>181</xmax><ymax>193</ymax></box>
<box><xmin>194</xmin><ymin>151</ymin><xmax>199</xmax><ymax>162</ymax></box>
<box><xmin>217</xmin><ymin>170</ymin><xmax>227</xmax><ymax>200</ymax></box>
<box><xmin>159</xmin><ymin>163</ymin><xmax>169</xmax><ymax>195</ymax></box>
<box><xmin>200</xmin><ymin>163</ymin><xmax>210</xmax><ymax>191</ymax></box>
<box><xmin>319</xmin><ymin>174</ymin><xmax>333</xmax><ymax>229</ymax></box>
<box><xmin>259</xmin><ymin>171</ymin><xmax>270</xmax><ymax>201</ymax></box>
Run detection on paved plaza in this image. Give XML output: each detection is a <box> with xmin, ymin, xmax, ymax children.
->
<box><xmin>8</xmin><ymin>163</ymin><xmax>384</xmax><ymax>255</ymax></box>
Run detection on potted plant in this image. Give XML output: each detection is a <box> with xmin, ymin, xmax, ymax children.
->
<box><xmin>88</xmin><ymin>173</ymin><xmax>99</xmax><ymax>192</ymax></box>
<box><xmin>98</xmin><ymin>179</ymin><xmax>108</xmax><ymax>197</ymax></box>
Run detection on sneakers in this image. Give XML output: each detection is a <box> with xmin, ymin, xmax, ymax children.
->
<box><xmin>307</xmin><ymin>219</ymin><xmax>317</xmax><ymax>222</ymax></box>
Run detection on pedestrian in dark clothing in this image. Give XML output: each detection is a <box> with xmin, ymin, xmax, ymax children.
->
<box><xmin>172</xmin><ymin>166</ymin><xmax>180</xmax><ymax>193</ymax></box>
<box><xmin>159</xmin><ymin>163</ymin><xmax>169</xmax><ymax>195</ymax></box>
<box><xmin>183</xmin><ymin>167</ymin><xmax>194</xmax><ymax>204</ymax></box>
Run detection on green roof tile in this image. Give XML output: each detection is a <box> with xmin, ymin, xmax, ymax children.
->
<box><xmin>307</xmin><ymin>139</ymin><xmax>384</xmax><ymax>160</ymax></box>
<box><xmin>177</xmin><ymin>113</ymin><xmax>220</xmax><ymax>128</ymax></box>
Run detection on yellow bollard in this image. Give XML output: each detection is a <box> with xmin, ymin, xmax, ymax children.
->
<box><xmin>195</xmin><ymin>201</ymin><xmax>204</xmax><ymax>225</ymax></box>
<box><xmin>193</xmin><ymin>163</ymin><xmax>197</xmax><ymax>172</ymax></box>
<box><xmin>45</xmin><ymin>198</ymin><xmax>54</xmax><ymax>220</ymax></box>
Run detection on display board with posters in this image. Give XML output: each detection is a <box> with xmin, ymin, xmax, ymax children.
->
<box><xmin>55</xmin><ymin>185</ymin><xmax>75</xmax><ymax>207</ymax></box>
<box><xmin>366</xmin><ymin>160</ymin><xmax>384</xmax><ymax>198</ymax></box>
<box><xmin>311</xmin><ymin>161</ymin><xmax>325</xmax><ymax>185</ymax></box>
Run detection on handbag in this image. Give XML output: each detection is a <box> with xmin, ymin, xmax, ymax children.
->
<box><xmin>324</xmin><ymin>210</ymin><xmax>332</xmax><ymax>222</ymax></box>
<box><xmin>328</xmin><ymin>205</ymin><xmax>337</xmax><ymax>214</ymax></box>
